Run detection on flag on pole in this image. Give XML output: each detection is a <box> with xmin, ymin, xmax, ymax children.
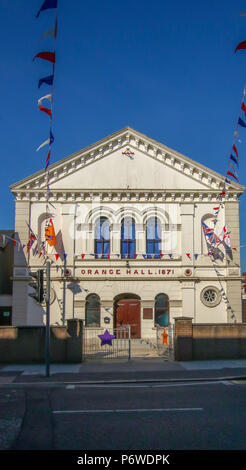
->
<box><xmin>219</xmin><ymin>225</ymin><xmax>231</xmax><ymax>248</ymax></box>
<box><xmin>202</xmin><ymin>222</ymin><xmax>221</xmax><ymax>245</ymax></box>
<box><xmin>27</xmin><ymin>230</ymin><xmax>37</xmax><ymax>251</ymax></box>
<box><xmin>45</xmin><ymin>219</ymin><xmax>56</xmax><ymax>246</ymax></box>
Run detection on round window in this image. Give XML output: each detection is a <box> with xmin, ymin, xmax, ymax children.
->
<box><xmin>201</xmin><ymin>286</ymin><xmax>221</xmax><ymax>308</ymax></box>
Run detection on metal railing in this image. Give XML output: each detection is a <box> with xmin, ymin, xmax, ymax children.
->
<box><xmin>83</xmin><ymin>325</ymin><xmax>131</xmax><ymax>361</ymax></box>
<box><xmin>156</xmin><ymin>324</ymin><xmax>174</xmax><ymax>359</ymax></box>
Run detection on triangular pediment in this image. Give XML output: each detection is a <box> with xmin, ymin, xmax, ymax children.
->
<box><xmin>10</xmin><ymin>127</ymin><xmax>244</xmax><ymax>194</ymax></box>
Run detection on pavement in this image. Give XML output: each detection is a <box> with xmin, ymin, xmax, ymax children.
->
<box><xmin>1</xmin><ymin>357</ymin><xmax>246</xmax><ymax>384</ymax></box>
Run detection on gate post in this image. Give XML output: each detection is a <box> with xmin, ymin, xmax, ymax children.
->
<box><xmin>174</xmin><ymin>317</ymin><xmax>193</xmax><ymax>361</ymax></box>
<box><xmin>66</xmin><ymin>319</ymin><xmax>83</xmax><ymax>362</ymax></box>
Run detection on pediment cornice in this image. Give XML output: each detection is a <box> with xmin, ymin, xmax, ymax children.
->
<box><xmin>10</xmin><ymin>126</ymin><xmax>245</xmax><ymax>194</ymax></box>
<box><xmin>14</xmin><ymin>189</ymin><xmax>239</xmax><ymax>203</ymax></box>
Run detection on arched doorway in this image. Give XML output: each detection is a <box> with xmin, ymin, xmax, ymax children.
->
<box><xmin>154</xmin><ymin>293</ymin><xmax>169</xmax><ymax>326</ymax></box>
<box><xmin>114</xmin><ymin>293</ymin><xmax>141</xmax><ymax>338</ymax></box>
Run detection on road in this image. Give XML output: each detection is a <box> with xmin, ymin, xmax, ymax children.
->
<box><xmin>1</xmin><ymin>379</ymin><xmax>245</xmax><ymax>451</ymax></box>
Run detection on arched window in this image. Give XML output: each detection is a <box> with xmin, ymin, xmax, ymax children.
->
<box><xmin>85</xmin><ymin>294</ymin><xmax>100</xmax><ymax>327</ymax></box>
<box><xmin>146</xmin><ymin>217</ymin><xmax>161</xmax><ymax>258</ymax></box>
<box><xmin>95</xmin><ymin>217</ymin><xmax>110</xmax><ymax>258</ymax></box>
<box><xmin>155</xmin><ymin>294</ymin><xmax>169</xmax><ymax>327</ymax></box>
<box><xmin>121</xmin><ymin>217</ymin><xmax>136</xmax><ymax>258</ymax></box>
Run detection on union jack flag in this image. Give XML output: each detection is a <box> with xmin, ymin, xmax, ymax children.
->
<box><xmin>202</xmin><ymin>222</ymin><xmax>221</xmax><ymax>245</ymax></box>
<box><xmin>26</xmin><ymin>225</ymin><xmax>37</xmax><ymax>252</ymax></box>
<box><xmin>219</xmin><ymin>225</ymin><xmax>231</xmax><ymax>248</ymax></box>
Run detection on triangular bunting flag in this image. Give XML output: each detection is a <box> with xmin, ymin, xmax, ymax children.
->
<box><xmin>230</xmin><ymin>155</ymin><xmax>239</xmax><ymax>167</ymax></box>
<box><xmin>38</xmin><ymin>94</ymin><xmax>53</xmax><ymax>107</ymax></box>
<box><xmin>39</xmin><ymin>106</ymin><xmax>52</xmax><ymax>117</ymax></box>
<box><xmin>41</xmin><ymin>19</ymin><xmax>58</xmax><ymax>39</ymax></box>
<box><xmin>238</xmin><ymin>117</ymin><xmax>246</xmax><ymax>127</ymax></box>
<box><xmin>227</xmin><ymin>170</ymin><xmax>239</xmax><ymax>182</ymax></box>
<box><xmin>235</xmin><ymin>40</ymin><xmax>246</xmax><ymax>53</ymax></box>
<box><xmin>45</xmin><ymin>149</ymin><xmax>51</xmax><ymax>170</ymax></box>
<box><xmin>242</xmin><ymin>101</ymin><xmax>246</xmax><ymax>117</ymax></box>
<box><xmin>33</xmin><ymin>51</ymin><xmax>56</xmax><ymax>63</ymax></box>
<box><xmin>232</xmin><ymin>144</ymin><xmax>239</xmax><ymax>160</ymax></box>
<box><xmin>36</xmin><ymin>0</ymin><xmax>58</xmax><ymax>18</ymax></box>
<box><xmin>38</xmin><ymin>75</ymin><xmax>54</xmax><ymax>89</ymax></box>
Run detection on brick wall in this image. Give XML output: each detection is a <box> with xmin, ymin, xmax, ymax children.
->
<box><xmin>0</xmin><ymin>319</ymin><xmax>83</xmax><ymax>363</ymax></box>
<box><xmin>175</xmin><ymin>317</ymin><xmax>246</xmax><ymax>360</ymax></box>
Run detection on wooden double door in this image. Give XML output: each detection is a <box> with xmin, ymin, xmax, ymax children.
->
<box><xmin>115</xmin><ymin>299</ymin><xmax>141</xmax><ymax>338</ymax></box>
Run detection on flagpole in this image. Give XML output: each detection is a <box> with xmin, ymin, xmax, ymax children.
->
<box><xmin>62</xmin><ymin>255</ymin><xmax>66</xmax><ymax>325</ymax></box>
<box><xmin>45</xmin><ymin>260</ymin><xmax>51</xmax><ymax>377</ymax></box>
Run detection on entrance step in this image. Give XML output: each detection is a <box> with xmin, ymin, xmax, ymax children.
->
<box><xmin>130</xmin><ymin>339</ymin><xmax>159</xmax><ymax>358</ymax></box>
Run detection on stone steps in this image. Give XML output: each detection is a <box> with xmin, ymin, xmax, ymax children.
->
<box><xmin>130</xmin><ymin>339</ymin><xmax>160</xmax><ymax>357</ymax></box>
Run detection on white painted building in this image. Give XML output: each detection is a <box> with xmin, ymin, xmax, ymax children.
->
<box><xmin>10</xmin><ymin>127</ymin><xmax>244</xmax><ymax>337</ymax></box>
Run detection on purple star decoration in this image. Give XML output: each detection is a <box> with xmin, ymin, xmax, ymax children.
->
<box><xmin>98</xmin><ymin>329</ymin><xmax>116</xmax><ymax>347</ymax></box>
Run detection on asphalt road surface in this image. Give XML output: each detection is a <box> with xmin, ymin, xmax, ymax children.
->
<box><xmin>6</xmin><ymin>379</ymin><xmax>246</xmax><ymax>451</ymax></box>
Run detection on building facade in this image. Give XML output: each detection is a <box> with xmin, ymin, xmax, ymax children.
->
<box><xmin>10</xmin><ymin>127</ymin><xmax>244</xmax><ymax>336</ymax></box>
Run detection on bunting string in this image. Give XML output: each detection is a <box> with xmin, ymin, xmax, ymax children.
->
<box><xmin>34</xmin><ymin>0</ymin><xmax>59</xmax><ymax>261</ymax></box>
<box><xmin>0</xmin><ymin>231</ymin><xmax>241</xmax><ymax>262</ymax></box>
<box><xmin>199</xmin><ymin>20</ymin><xmax>246</xmax><ymax>322</ymax></box>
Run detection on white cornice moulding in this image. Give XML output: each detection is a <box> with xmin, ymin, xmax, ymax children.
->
<box><xmin>13</xmin><ymin>190</ymin><xmax>241</xmax><ymax>203</ymax></box>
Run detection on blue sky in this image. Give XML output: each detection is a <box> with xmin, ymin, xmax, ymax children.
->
<box><xmin>1</xmin><ymin>0</ymin><xmax>246</xmax><ymax>269</ymax></box>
